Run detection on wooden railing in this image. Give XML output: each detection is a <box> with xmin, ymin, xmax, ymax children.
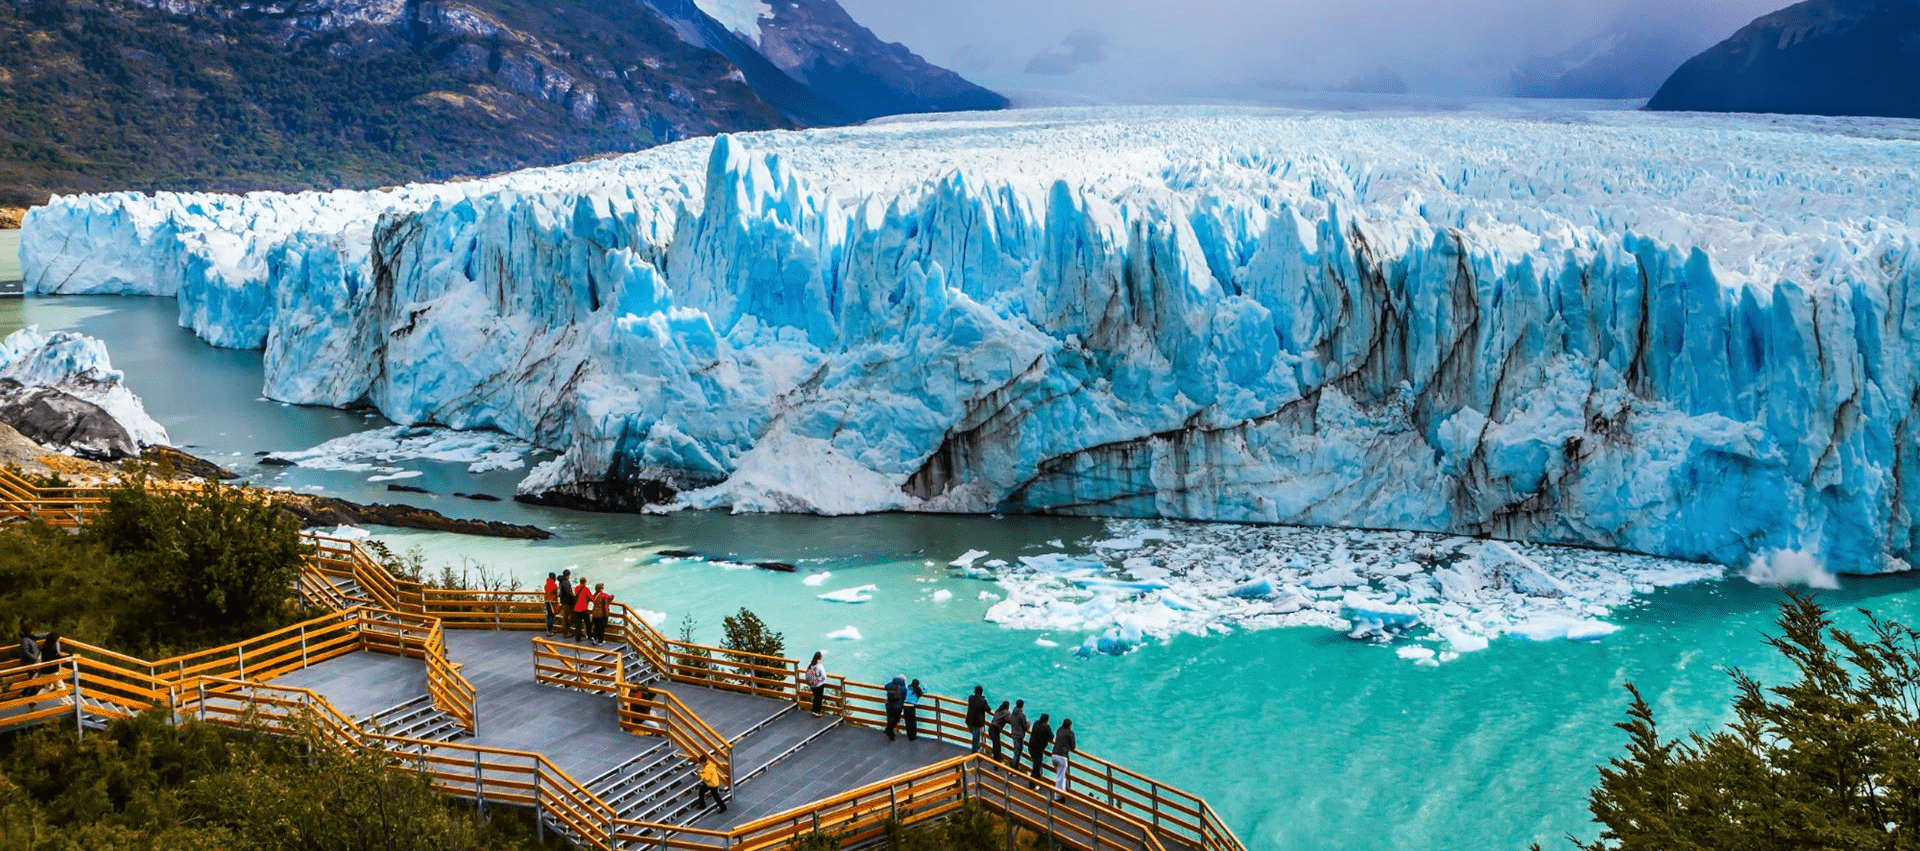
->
<box><xmin>659</xmin><ymin>689</ymin><xmax>733</xmax><ymax>792</ymax></box>
<box><xmin>531</xmin><ymin>637</ymin><xmax>621</xmax><ymax>694</ymax></box>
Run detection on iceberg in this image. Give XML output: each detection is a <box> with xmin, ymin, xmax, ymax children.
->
<box><xmin>23</xmin><ymin>106</ymin><xmax>1920</xmax><ymax>573</ymax></box>
<box><xmin>817</xmin><ymin>584</ymin><xmax>878</xmax><ymax>603</ymax></box>
<box><xmin>0</xmin><ymin>326</ymin><xmax>169</xmax><ymax>448</ymax></box>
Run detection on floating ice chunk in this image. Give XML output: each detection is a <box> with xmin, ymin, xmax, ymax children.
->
<box><xmin>826</xmin><ymin>625</ymin><xmax>863</xmax><ymax>641</ymax></box>
<box><xmin>1432</xmin><ymin>625</ymin><xmax>1491</xmax><ymax>653</ymax></box>
<box><xmin>1342</xmin><ymin>593</ymin><xmax>1422</xmax><ymax>637</ymax></box>
<box><xmin>1019</xmin><ymin>554</ymin><xmax>1103</xmax><ymax>574</ymax></box>
<box><xmin>1508</xmin><ymin>614</ymin><xmax>1620</xmax><ymax>641</ymax></box>
<box><xmin>632</xmin><ymin>609</ymin><xmax>667</xmax><ymax>629</ymax></box>
<box><xmin>1476</xmin><ymin>542</ymin><xmax>1571</xmax><ymax>597</ymax></box>
<box><xmin>978</xmin><ymin>591</ymin><xmax>1001</xmax><ymax>601</ymax></box>
<box><xmin>1158</xmin><ymin>592</ymin><xmax>1201</xmax><ymax>612</ymax></box>
<box><xmin>326</xmin><ymin>525</ymin><xmax>371</xmax><ymax>540</ymax></box>
<box><xmin>272</xmin><ymin>425</ymin><xmax>533</xmax><ymax>474</ymax></box>
<box><xmin>1071</xmin><ymin>576</ymin><xmax>1170</xmax><ymax>593</ymax></box>
<box><xmin>818</xmin><ymin>584</ymin><xmax>879</xmax><ymax>603</ymax></box>
<box><xmin>1744</xmin><ymin>549</ymin><xmax>1839</xmax><ymax>590</ymax></box>
<box><xmin>1034</xmin><ymin>637</ymin><xmax>1059</xmax><ymax>648</ymax></box>
<box><xmin>1228</xmin><ymin>578</ymin><xmax>1276</xmax><ymax>599</ymax></box>
<box><xmin>1091</xmin><ymin>529</ymin><xmax>1172</xmax><ymax>550</ymax></box>
<box><xmin>949</xmin><ymin>549</ymin><xmax>990</xmax><ymax>568</ymax></box>
<box><xmin>1396</xmin><ymin>645</ymin><xmax>1439</xmax><ymax>666</ymax></box>
<box><xmin>802</xmin><ymin>571</ymin><xmax>832</xmax><ymax>587</ymax></box>
<box><xmin>367</xmin><ymin>470</ymin><xmax>423</xmax><ymax>482</ymax></box>
<box><xmin>1306</xmin><ymin>564</ymin><xmax>1367</xmax><ymax>588</ymax></box>
<box><xmin>931</xmin><ymin>589</ymin><xmax>954</xmax><ymax>603</ymax></box>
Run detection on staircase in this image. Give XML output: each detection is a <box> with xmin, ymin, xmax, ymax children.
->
<box><xmin>584</xmin><ymin>743</ymin><xmax>719</xmax><ymax>845</ymax></box>
<box><xmin>360</xmin><ymin>694</ymin><xmax>466</xmax><ymax>746</ymax></box>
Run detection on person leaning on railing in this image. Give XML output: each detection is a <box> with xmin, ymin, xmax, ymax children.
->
<box><xmin>543</xmin><ymin>573</ymin><xmax>559</xmax><ymax>636</ymax></box>
<box><xmin>1051</xmin><ymin>718</ymin><xmax>1077</xmax><ymax>801</ymax></box>
<box><xmin>591</xmin><ymin>583</ymin><xmax>612</xmax><ymax>645</ymax></box>
<box><xmin>570</xmin><ymin>577</ymin><xmax>591</xmax><ymax>641</ymax></box>
<box><xmin>805</xmin><ymin>652</ymin><xmax>826</xmax><ymax>716</ymax></box>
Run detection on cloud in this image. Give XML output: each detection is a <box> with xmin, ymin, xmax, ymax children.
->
<box><xmin>1024</xmin><ymin>29</ymin><xmax>1105</xmax><ymax>76</ymax></box>
<box><xmin>835</xmin><ymin>0</ymin><xmax>1786</xmax><ymax>101</ymax></box>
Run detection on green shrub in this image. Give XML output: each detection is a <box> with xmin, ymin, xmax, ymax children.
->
<box><xmin>722</xmin><ymin>607</ymin><xmax>785</xmax><ymax>659</ymax></box>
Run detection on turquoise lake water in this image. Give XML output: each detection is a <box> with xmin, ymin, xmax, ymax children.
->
<box><xmin>7</xmin><ymin>294</ymin><xmax>1920</xmax><ymax>849</ymax></box>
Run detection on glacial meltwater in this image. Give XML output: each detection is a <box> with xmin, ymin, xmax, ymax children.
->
<box><xmin>9</xmin><ymin>294</ymin><xmax>1920</xmax><ymax>850</ymax></box>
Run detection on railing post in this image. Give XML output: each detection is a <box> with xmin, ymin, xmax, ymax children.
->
<box><xmin>72</xmin><ymin>661</ymin><xmax>84</xmax><ymax>736</ymax></box>
<box><xmin>474</xmin><ymin>757</ymin><xmax>485</xmax><ymax>816</ymax></box>
<box><xmin>198</xmin><ymin>680</ymin><xmax>206</xmax><ymax>721</ymax></box>
<box><xmin>236</xmin><ymin>647</ymin><xmax>246</xmax><ymax>681</ymax></box>
<box><xmin>300</xmin><ymin>624</ymin><xmax>309</xmax><ymax>669</ymax></box>
<box><xmin>533</xmin><ymin>772</ymin><xmax>544</xmax><ymax>843</ymax></box>
<box><xmin>492</xmin><ymin>600</ymin><xmax>501</xmax><ymax>631</ymax></box>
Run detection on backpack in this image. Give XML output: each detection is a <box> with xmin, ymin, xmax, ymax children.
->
<box><xmin>806</xmin><ymin>665</ymin><xmax>824</xmax><ymax>687</ymax></box>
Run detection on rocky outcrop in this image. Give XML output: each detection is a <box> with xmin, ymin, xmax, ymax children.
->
<box><xmin>270</xmin><ymin>493</ymin><xmax>553</xmax><ymax>539</ymax></box>
<box><xmin>1648</xmin><ymin>0</ymin><xmax>1920</xmax><ymax>117</ymax></box>
<box><xmin>0</xmin><ymin>380</ymin><xmax>138</xmax><ymax>460</ymax></box>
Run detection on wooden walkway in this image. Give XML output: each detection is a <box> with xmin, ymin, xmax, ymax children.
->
<box><xmin>271</xmin><ymin>630</ymin><xmax>963</xmax><ymax>831</ymax></box>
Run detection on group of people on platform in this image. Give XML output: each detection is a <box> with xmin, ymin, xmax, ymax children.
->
<box><xmin>9</xmin><ymin>623</ymin><xmax>64</xmax><ymax>696</ymax></box>
<box><xmin>803</xmin><ymin>653</ymin><xmax>1079</xmax><ymax>801</ymax></box>
<box><xmin>542</xmin><ymin>568</ymin><xmax>614</xmax><ymax>644</ymax></box>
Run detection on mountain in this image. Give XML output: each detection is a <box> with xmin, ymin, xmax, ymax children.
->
<box><xmin>1511</xmin><ymin>16</ymin><xmax>1734</xmax><ymax>99</ymax></box>
<box><xmin>1648</xmin><ymin>0</ymin><xmax>1920</xmax><ymax>117</ymax></box>
<box><xmin>671</xmin><ymin>0</ymin><xmax>1009</xmax><ymax>122</ymax></box>
<box><xmin>24</xmin><ymin>108</ymin><xmax>1920</xmax><ymax>573</ymax></box>
<box><xmin>0</xmin><ymin>0</ymin><xmax>1002</xmax><ymax>206</ymax></box>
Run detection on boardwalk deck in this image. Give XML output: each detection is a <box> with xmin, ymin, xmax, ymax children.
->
<box><xmin>262</xmin><ymin>628</ymin><xmax>963</xmax><ymax>831</ymax></box>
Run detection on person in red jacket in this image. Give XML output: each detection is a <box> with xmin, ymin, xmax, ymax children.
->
<box><xmin>590</xmin><ymin>583</ymin><xmax>612</xmax><ymax>645</ymax></box>
<box><xmin>572</xmin><ymin>577</ymin><xmax>592</xmax><ymax>641</ymax></box>
<box><xmin>543</xmin><ymin>572</ymin><xmax>559</xmax><ymax>635</ymax></box>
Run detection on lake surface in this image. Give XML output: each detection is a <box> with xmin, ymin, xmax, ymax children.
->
<box><xmin>8</xmin><ymin>294</ymin><xmax>1920</xmax><ymax>850</ymax></box>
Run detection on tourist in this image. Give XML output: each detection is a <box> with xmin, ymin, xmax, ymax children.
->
<box><xmin>1026</xmin><ymin>713</ymin><xmax>1053</xmax><ymax>781</ymax></box>
<box><xmin>590</xmin><ymin>583</ymin><xmax>612</xmax><ymax>644</ymax></box>
<box><xmin>988</xmin><ymin>700</ymin><xmax>1011</xmax><ymax>760</ymax></box>
<box><xmin>883</xmin><ymin>674</ymin><xmax>907</xmax><ymax>741</ymax></box>
<box><xmin>805</xmin><ymin>652</ymin><xmax>827</xmax><ymax>716</ymax></box>
<box><xmin>571</xmin><ymin>577</ymin><xmax>591</xmax><ymax>641</ymax></box>
<box><xmin>695</xmin><ymin>756</ymin><xmax>728</xmax><ymax>813</ymax></box>
<box><xmin>14</xmin><ymin>622</ymin><xmax>46</xmax><ymax>696</ymax></box>
<box><xmin>543</xmin><ymin>572</ymin><xmax>559</xmax><ymax>635</ymax></box>
<box><xmin>1052</xmin><ymin>718</ymin><xmax>1076</xmax><ymax>800</ymax></box>
<box><xmin>903</xmin><ymin>678</ymin><xmax>924</xmax><ymax>741</ymax></box>
<box><xmin>966</xmin><ymin>685</ymin><xmax>990</xmax><ymax>753</ymax></box>
<box><xmin>1007</xmin><ymin>700</ymin><xmax>1029</xmax><ymax>771</ymax></box>
<box><xmin>557</xmin><ymin>569</ymin><xmax>576</xmax><ymax>635</ymax></box>
<box><xmin>626</xmin><ymin>683</ymin><xmax>660</xmax><ymax>733</ymax></box>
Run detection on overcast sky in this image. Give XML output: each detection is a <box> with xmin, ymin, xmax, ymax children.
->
<box><xmin>835</xmin><ymin>0</ymin><xmax>1784</xmax><ymax>103</ymax></box>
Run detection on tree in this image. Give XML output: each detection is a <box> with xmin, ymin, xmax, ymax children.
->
<box><xmin>81</xmin><ymin>479</ymin><xmax>310</xmax><ymax>651</ymax></box>
<box><xmin>722</xmin><ymin>607</ymin><xmax>784</xmax><ymax>659</ymax></box>
<box><xmin>1568</xmin><ymin>593</ymin><xmax>1920</xmax><ymax>850</ymax></box>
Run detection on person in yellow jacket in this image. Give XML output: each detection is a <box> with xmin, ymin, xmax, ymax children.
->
<box><xmin>695</xmin><ymin>756</ymin><xmax>728</xmax><ymax>812</ymax></box>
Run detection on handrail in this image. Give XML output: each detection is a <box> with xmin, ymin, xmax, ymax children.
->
<box><xmin>658</xmin><ymin>689</ymin><xmax>733</xmax><ymax>792</ymax></box>
<box><xmin>531</xmin><ymin>636</ymin><xmax>621</xmax><ymax>695</ymax></box>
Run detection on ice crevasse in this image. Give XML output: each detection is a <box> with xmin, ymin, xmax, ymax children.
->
<box><xmin>22</xmin><ymin>107</ymin><xmax>1920</xmax><ymax>573</ymax></box>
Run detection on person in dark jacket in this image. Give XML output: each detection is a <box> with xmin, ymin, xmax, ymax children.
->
<box><xmin>14</xmin><ymin>623</ymin><xmax>47</xmax><ymax>696</ymax></box>
<box><xmin>965</xmin><ymin>685</ymin><xmax>990</xmax><ymax>753</ymax></box>
<box><xmin>883</xmin><ymin>674</ymin><xmax>907</xmax><ymax>741</ymax></box>
<box><xmin>1007</xmin><ymin>700</ymin><xmax>1030</xmax><ymax>771</ymax></box>
<box><xmin>1026</xmin><ymin>714</ymin><xmax>1053</xmax><ymax>781</ymax></box>
<box><xmin>1051</xmin><ymin>718</ymin><xmax>1077</xmax><ymax>799</ymax></box>
<box><xmin>988</xmin><ymin>701</ymin><xmax>1011</xmax><ymax>760</ymax></box>
<box><xmin>557</xmin><ymin>569</ymin><xmax>575</xmax><ymax>635</ymax></box>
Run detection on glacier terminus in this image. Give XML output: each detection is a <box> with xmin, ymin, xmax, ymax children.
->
<box><xmin>23</xmin><ymin>106</ymin><xmax>1920</xmax><ymax>574</ymax></box>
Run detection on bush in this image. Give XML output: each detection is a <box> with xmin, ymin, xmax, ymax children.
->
<box><xmin>0</xmin><ymin>710</ymin><xmax>560</xmax><ymax>851</ymax></box>
<box><xmin>722</xmin><ymin>607</ymin><xmax>785</xmax><ymax>659</ymax></box>
<box><xmin>1567</xmin><ymin>593</ymin><xmax>1920</xmax><ymax>850</ymax></box>
<box><xmin>80</xmin><ymin>479</ymin><xmax>310</xmax><ymax>652</ymax></box>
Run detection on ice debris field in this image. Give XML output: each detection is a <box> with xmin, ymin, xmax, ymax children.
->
<box><xmin>267</xmin><ymin>424</ymin><xmax>537</xmax><ymax>479</ymax></box>
<box><xmin>22</xmin><ymin>105</ymin><xmax>1920</xmax><ymax>576</ymax></box>
<box><xmin>952</xmin><ymin>519</ymin><xmax>1721</xmax><ymax>662</ymax></box>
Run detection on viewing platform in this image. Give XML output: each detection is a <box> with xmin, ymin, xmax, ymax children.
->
<box><xmin>0</xmin><ymin>473</ymin><xmax>1244</xmax><ymax>851</ymax></box>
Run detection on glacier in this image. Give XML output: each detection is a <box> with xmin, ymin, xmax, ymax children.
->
<box><xmin>20</xmin><ymin>105</ymin><xmax>1920</xmax><ymax>573</ymax></box>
